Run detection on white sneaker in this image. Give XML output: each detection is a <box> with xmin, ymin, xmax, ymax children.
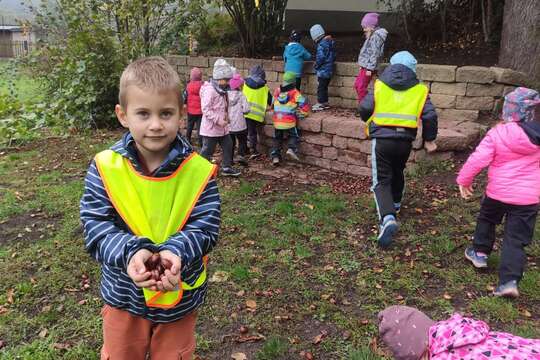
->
<box><xmin>312</xmin><ymin>103</ymin><xmax>325</xmax><ymax>111</ymax></box>
<box><xmin>286</xmin><ymin>149</ymin><xmax>300</xmax><ymax>161</ymax></box>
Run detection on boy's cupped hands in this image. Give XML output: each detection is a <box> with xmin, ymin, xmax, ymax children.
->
<box><xmin>127</xmin><ymin>249</ymin><xmax>181</xmax><ymax>292</ymax></box>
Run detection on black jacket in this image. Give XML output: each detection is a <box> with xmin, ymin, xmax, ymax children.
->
<box><xmin>358</xmin><ymin>64</ymin><xmax>438</xmax><ymax>141</ymax></box>
<box><xmin>520</xmin><ymin>120</ymin><xmax>540</xmax><ymax>146</ymax></box>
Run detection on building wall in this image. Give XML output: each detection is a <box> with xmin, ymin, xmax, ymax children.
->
<box><xmin>0</xmin><ymin>31</ymin><xmax>13</xmax><ymax>57</ymax></box>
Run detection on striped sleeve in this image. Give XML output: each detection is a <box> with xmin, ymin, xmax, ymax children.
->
<box><xmin>159</xmin><ymin>179</ymin><xmax>220</xmax><ymax>269</ymax></box>
<box><xmin>80</xmin><ymin>160</ymin><xmax>157</xmax><ymax>269</ymax></box>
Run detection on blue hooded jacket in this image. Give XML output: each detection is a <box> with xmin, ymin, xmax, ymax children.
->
<box><xmin>314</xmin><ymin>36</ymin><xmax>336</xmax><ymax>79</ymax></box>
<box><xmin>283</xmin><ymin>42</ymin><xmax>312</xmax><ymax>77</ymax></box>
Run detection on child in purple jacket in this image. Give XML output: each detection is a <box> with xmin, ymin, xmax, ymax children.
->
<box><xmin>457</xmin><ymin>87</ymin><xmax>540</xmax><ymax>298</ymax></box>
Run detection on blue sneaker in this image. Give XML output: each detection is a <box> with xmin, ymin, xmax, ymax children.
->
<box><xmin>493</xmin><ymin>280</ymin><xmax>519</xmax><ymax>298</ymax></box>
<box><xmin>394</xmin><ymin>202</ymin><xmax>401</xmax><ymax>213</ymax></box>
<box><xmin>378</xmin><ymin>215</ymin><xmax>399</xmax><ymax>248</ymax></box>
<box><xmin>464</xmin><ymin>246</ymin><xmax>488</xmax><ymax>268</ymax></box>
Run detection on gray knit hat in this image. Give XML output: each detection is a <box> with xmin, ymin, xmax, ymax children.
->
<box><xmin>213</xmin><ymin>58</ymin><xmax>233</xmax><ymax>80</ymax></box>
<box><xmin>310</xmin><ymin>24</ymin><xmax>325</xmax><ymax>42</ymax></box>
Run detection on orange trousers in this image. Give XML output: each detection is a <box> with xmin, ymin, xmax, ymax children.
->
<box><xmin>100</xmin><ymin>305</ymin><xmax>197</xmax><ymax>360</ymax></box>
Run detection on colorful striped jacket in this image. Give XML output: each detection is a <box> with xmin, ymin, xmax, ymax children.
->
<box><xmin>272</xmin><ymin>84</ymin><xmax>310</xmax><ymax>130</ymax></box>
<box><xmin>80</xmin><ymin>132</ymin><xmax>220</xmax><ymax>323</ymax></box>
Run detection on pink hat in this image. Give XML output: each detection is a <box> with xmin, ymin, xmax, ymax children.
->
<box><xmin>361</xmin><ymin>12</ymin><xmax>379</xmax><ymax>29</ymax></box>
<box><xmin>378</xmin><ymin>306</ymin><xmax>435</xmax><ymax>360</ymax></box>
<box><xmin>229</xmin><ymin>73</ymin><xmax>244</xmax><ymax>90</ymax></box>
<box><xmin>190</xmin><ymin>67</ymin><xmax>202</xmax><ymax>81</ymax></box>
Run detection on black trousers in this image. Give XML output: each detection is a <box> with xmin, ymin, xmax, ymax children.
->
<box><xmin>200</xmin><ymin>135</ymin><xmax>233</xmax><ymax>168</ymax></box>
<box><xmin>295</xmin><ymin>77</ymin><xmax>302</xmax><ymax>91</ymax></box>
<box><xmin>371</xmin><ymin>138</ymin><xmax>412</xmax><ymax>221</ymax></box>
<box><xmin>317</xmin><ymin>77</ymin><xmax>330</xmax><ymax>104</ymax></box>
<box><xmin>473</xmin><ymin>196</ymin><xmax>538</xmax><ymax>283</ymax></box>
<box><xmin>230</xmin><ymin>130</ymin><xmax>248</xmax><ymax>158</ymax></box>
<box><xmin>186</xmin><ymin>114</ymin><xmax>202</xmax><ymax>147</ymax></box>
<box><xmin>246</xmin><ymin>117</ymin><xmax>264</xmax><ymax>153</ymax></box>
<box><xmin>271</xmin><ymin>127</ymin><xmax>299</xmax><ymax>159</ymax></box>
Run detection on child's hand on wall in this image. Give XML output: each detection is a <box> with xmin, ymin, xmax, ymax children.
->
<box><xmin>459</xmin><ymin>184</ymin><xmax>474</xmax><ymax>200</ymax></box>
<box><xmin>424</xmin><ymin>141</ymin><xmax>437</xmax><ymax>153</ymax></box>
<box><xmin>127</xmin><ymin>249</ymin><xmax>158</xmax><ymax>289</ymax></box>
<box><xmin>156</xmin><ymin>250</ymin><xmax>182</xmax><ymax>292</ymax></box>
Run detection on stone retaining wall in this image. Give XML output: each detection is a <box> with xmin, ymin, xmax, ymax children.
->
<box><xmin>167</xmin><ymin>55</ymin><xmax>527</xmax><ymax>175</ymax></box>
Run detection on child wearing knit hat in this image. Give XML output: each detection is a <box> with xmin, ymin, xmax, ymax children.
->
<box><xmin>379</xmin><ymin>305</ymin><xmax>540</xmax><ymax>360</ymax></box>
<box><xmin>457</xmin><ymin>87</ymin><xmax>540</xmax><ymax>298</ymax></box>
<box><xmin>310</xmin><ymin>24</ymin><xmax>336</xmax><ymax>111</ymax></box>
<box><xmin>199</xmin><ymin>58</ymin><xmax>241</xmax><ymax>176</ymax></box>
<box><xmin>270</xmin><ymin>71</ymin><xmax>310</xmax><ymax>165</ymax></box>
<box><xmin>227</xmin><ymin>73</ymin><xmax>250</xmax><ymax>166</ymax></box>
<box><xmin>355</xmin><ymin>13</ymin><xmax>388</xmax><ymax>105</ymax></box>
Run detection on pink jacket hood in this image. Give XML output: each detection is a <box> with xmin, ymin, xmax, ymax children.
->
<box><xmin>199</xmin><ymin>81</ymin><xmax>229</xmax><ymax>137</ymax></box>
<box><xmin>457</xmin><ymin>122</ymin><xmax>540</xmax><ymax>205</ymax></box>
<box><xmin>429</xmin><ymin>313</ymin><xmax>540</xmax><ymax>359</ymax></box>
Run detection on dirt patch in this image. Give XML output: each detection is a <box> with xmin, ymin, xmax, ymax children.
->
<box><xmin>0</xmin><ymin>212</ymin><xmax>60</xmax><ymax>246</ymax></box>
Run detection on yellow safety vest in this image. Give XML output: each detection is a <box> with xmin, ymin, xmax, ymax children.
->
<box><xmin>243</xmin><ymin>85</ymin><xmax>269</xmax><ymax>123</ymax></box>
<box><xmin>94</xmin><ymin>150</ymin><xmax>217</xmax><ymax>309</ymax></box>
<box><xmin>366</xmin><ymin>80</ymin><xmax>429</xmax><ymax>137</ymax></box>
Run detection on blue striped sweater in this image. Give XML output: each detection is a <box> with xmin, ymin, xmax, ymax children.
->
<box><xmin>80</xmin><ymin>132</ymin><xmax>220</xmax><ymax>323</ymax></box>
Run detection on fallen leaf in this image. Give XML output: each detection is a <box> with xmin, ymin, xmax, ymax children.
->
<box><xmin>522</xmin><ymin>309</ymin><xmax>532</xmax><ymax>318</ymax></box>
<box><xmin>373</xmin><ymin>267</ymin><xmax>384</xmax><ymax>273</ymax></box>
<box><xmin>236</xmin><ymin>334</ymin><xmax>265</xmax><ymax>343</ymax></box>
<box><xmin>231</xmin><ymin>352</ymin><xmax>247</xmax><ymax>360</ymax></box>
<box><xmin>209</xmin><ymin>271</ymin><xmax>229</xmax><ymax>283</ymax></box>
<box><xmin>300</xmin><ymin>350</ymin><xmax>314</xmax><ymax>359</ymax></box>
<box><xmin>443</xmin><ymin>293</ymin><xmax>452</xmax><ymax>300</ymax></box>
<box><xmin>245</xmin><ymin>299</ymin><xmax>257</xmax><ymax>310</ymax></box>
<box><xmin>53</xmin><ymin>342</ymin><xmax>70</xmax><ymax>350</ymax></box>
<box><xmin>342</xmin><ymin>330</ymin><xmax>351</xmax><ymax>340</ymax></box>
<box><xmin>0</xmin><ymin>340</ymin><xmax>4</xmax><ymax>349</ymax></box>
<box><xmin>38</xmin><ymin>328</ymin><xmax>48</xmax><ymax>338</ymax></box>
<box><xmin>6</xmin><ymin>289</ymin><xmax>14</xmax><ymax>304</ymax></box>
<box><xmin>41</xmin><ymin>305</ymin><xmax>52</xmax><ymax>313</ymax></box>
<box><xmin>405</xmin><ymin>249</ymin><xmax>412</xmax><ymax>257</ymax></box>
<box><xmin>312</xmin><ymin>330</ymin><xmax>328</xmax><ymax>345</ymax></box>
<box><xmin>236</xmin><ymin>290</ymin><xmax>245</xmax><ymax>297</ymax></box>
<box><xmin>239</xmin><ymin>325</ymin><xmax>249</xmax><ymax>334</ymax></box>
<box><xmin>375</xmin><ymin>283</ymin><xmax>382</xmax><ymax>289</ymax></box>
<box><xmin>78</xmin><ymin>299</ymin><xmax>87</xmax><ymax>305</ymax></box>
<box><xmin>486</xmin><ymin>284</ymin><xmax>495</xmax><ymax>292</ymax></box>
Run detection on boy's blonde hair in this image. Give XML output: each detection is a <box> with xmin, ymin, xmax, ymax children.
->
<box><xmin>119</xmin><ymin>56</ymin><xmax>181</xmax><ymax>108</ymax></box>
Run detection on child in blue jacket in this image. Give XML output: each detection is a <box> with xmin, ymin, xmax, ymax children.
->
<box><xmin>283</xmin><ymin>29</ymin><xmax>312</xmax><ymax>90</ymax></box>
<box><xmin>310</xmin><ymin>24</ymin><xmax>336</xmax><ymax>111</ymax></box>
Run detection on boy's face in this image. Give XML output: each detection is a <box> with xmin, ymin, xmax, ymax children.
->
<box><xmin>115</xmin><ymin>86</ymin><xmax>181</xmax><ymax>160</ymax></box>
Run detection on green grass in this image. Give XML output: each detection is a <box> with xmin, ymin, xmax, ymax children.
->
<box><xmin>0</xmin><ymin>133</ymin><xmax>539</xmax><ymax>359</ymax></box>
<box><xmin>0</xmin><ymin>59</ymin><xmax>43</xmax><ymax>103</ymax></box>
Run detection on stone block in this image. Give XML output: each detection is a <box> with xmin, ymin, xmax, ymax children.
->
<box><xmin>328</xmin><ymin>76</ymin><xmax>343</xmax><ymax>87</ymax></box>
<box><xmin>265</xmin><ymin>71</ymin><xmax>278</xmax><ymax>82</ymax></box>
<box><xmin>456</xmin><ymin>96</ymin><xmax>494</xmax><ymax>111</ymax></box>
<box><xmin>322</xmin><ymin>146</ymin><xmax>338</xmax><ymax>160</ymax></box>
<box><xmin>342</xmin><ymin>99</ymin><xmax>358</xmax><ymax>109</ymax></box>
<box><xmin>333</xmin><ymin>135</ymin><xmax>348</xmax><ymax>149</ymax></box>
<box><xmin>328</xmin><ymin>86</ymin><xmax>341</xmax><ymax>97</ymax></box>
<box><xmin>490</xmin><ymin>67</ymin><xmax>527</xmax><ymax>86</ymax></box>
<box><xmin>328</xmin><ymin>97</ymin><xmax>343</xmax><ymax>107</ymax></box>
<box><xmin>430</xmin><ymin>82</ymin><xmax>467</xmax><ymax>96</ymax></box>
<box><xmin>303</xmin><ymin>61</ymin><xmax>316</xmax><ymax>74</ymax></box>
<box><xmin>503</xmin><ymin>86</ymin><xmax>517</xmax><ymax>96</ymax></box>
<box><xmin>435</xmin><ymin>128</ymin><xmax>470</xmax><ymax>151</ymax></box>
<box><xmin>244</xmin><ymin>58</ymin><xmax>262</xmax><ymax>70</ymax></box>
<box><xmin>430</xmin><ymin>94</ymin><xmax>456</xmax><ymax>109</ymax></box>
<box><xmin>298</xmin><ymin>115</ymin><xmax>322</xmax><ymax>132</ymax></box>
<box><xmin>456</xmin><ymin>66</ymin><xmax>494</xmax><ymax>84</ymax></box>
<box><xmin>299</xmin><ymin>142</ymin><xmax>322</xmax><ymax>157</ymax></box>
<box><xmin>272</xmin><ymin>60</ymin><xmax>284</xmax><ymax>72</ymax></box>
<box><xmin>335</xmin><ymin>62</ymin><xmax>358</xmax><ymax>76</ymax></box>
<box><xmin>167</xmin><ymin>55</ymin><xmax>188</xmax><ymax>66</ymax></box>
<box><xmin>231</xmin><ymin>58</ymin><xmax>244</xmax><ymax>70</ymax></box>
<box><xmin>347</xmin><ymin>165</ymin><xmax>371</xmax><ymax>177</ymax></box>
<box><xmin>304</xmin><ymin>155</ymin><xmax>331</xmax><ymax>170</ymax></box>
<box><xmin>303</xmin><ymin>132</ymin><xmax>333</xmax><ymax>146</ymax></box>
<box><xmin>415</xmin><ymin>150</ymin><xmax>453</xmax><ymax>162</ymax></box>
<box><xmin>187</xmin><ymin>56</ymin><xmax>209</xmax><ymax>68</ymax></box>
<box><xmin>466</xmin><ymin>83</ymin><xmax>504</xmax><ymax>97</ymax></box>
<box><xmin>322</xmin><ymin>117</ymin><xmax>366</xmax><ymax>139</ymax></box>
<box><xmin>437</xmin><ymin>108</ymin><xmax>479</xmax><ymax>123</ymax></box>
<box><xmin>339</xmin><ymin>87</ymin><xmax>358</xmax><ymax>100</ymax></box>
<box><xmin>331</xmin><ymin>161</ymin><xmax>348</xmax><ymax>173</ymax></box>
<box><xmin>348</xmin><ymin>138</ymin><xmax>371</xmax><ymax>153</ymax></box>
<box><xmin>261</xmin><ymin>59</ymin><xmax>273</xmax><ymax>72</ymax></box>
<box><xmin>417</xmin><ymin>64</ymin><xmax>456</xmax><ymax>82</ymax></box>
<box><xmin>338</xmin><ymin>149</ymin><xmax>367</xmax><ymax>166</ymax></box>
<box><xmin>342</xmin><ymin>76</ymin><xmax>356</xmax><ymax>87</ymax></box>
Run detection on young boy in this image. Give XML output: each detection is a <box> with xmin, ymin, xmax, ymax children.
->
<box><xmin>283</xmin><ymin>29</ymin><xmax>312</xmax><ymax>90</ymax></box>
<box><xmin>80</xmin><ymin>57</ymin><xmax>220</xmax><ymax>359</ymax></box>
<box><xmin>357</xmin><ymin>51</ymin><xmax>438</xmax><ymax>247</ymax></box>
<box><xmin>271</xmin><ymin>71</ymin><xmax>310</xmax><ymax>165</ymax></box>
<box><xmin>243</xmin><ymin>65</ymin><xmax>273</xmax><ymax>158</ymax></box>
<box><xmin>310</xmin><ymin>24</ymin><xmax>336</xmax><ymax>111</ymax></box>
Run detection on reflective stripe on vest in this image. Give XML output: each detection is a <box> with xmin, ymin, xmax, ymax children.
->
<box><xmin>94</xmin><ymin>150</ymin><xmax>217</xmax><ymax>309</ymax></box>
<box><xmin>243</xmin><ymin>85</ymin><xmax>269</xmax><ymax>123</ymax></box>
<box><xmin>365</xmin><ymin>80</ymin><xmax>429</xmax><ymax>137</ymax></box>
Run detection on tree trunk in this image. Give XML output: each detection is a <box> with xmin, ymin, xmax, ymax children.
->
<box><xmin>499</xmin><ymin>0</ymin><xmax>540</xmax><ymax>86</ymax></box>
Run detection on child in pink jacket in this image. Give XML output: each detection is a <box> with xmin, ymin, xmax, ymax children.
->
<box><xmin>379</xmin><ymin>305</ymin><xmax>540</xmax><ymax>360</ymax></box>
<box><xmin>457</xmin><ymin>87</ymin><xmax>540</xmax><ymax>297</ymax></box>
<box><xmin>227</xmin><ymin>73</ymin><xmax>250</xmax><ymax>166</ymax></box>
<box><xmin>200</xmin><ymin>58</ymin><xmax>241</xmax><ymax>177</ymax></box>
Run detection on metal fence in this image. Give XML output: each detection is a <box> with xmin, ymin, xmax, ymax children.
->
<box><xmin>0</xmin><ymin>41</ymin><xmax>34</xmax><ymax>58</ymax></box>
